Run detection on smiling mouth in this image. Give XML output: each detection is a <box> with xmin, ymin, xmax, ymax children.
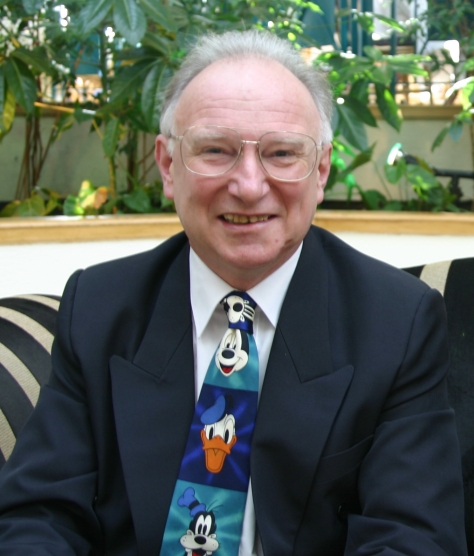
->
<box><xmin>222</xmin><ymin>214</ymin><xmax>271</xmax><ymax>224</ymax></box>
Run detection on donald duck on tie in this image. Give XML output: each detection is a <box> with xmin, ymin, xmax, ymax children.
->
<box><xmin>160</xmin><ymin>292</ymin><xmax>259</xmax><ymax>556</ymax></box>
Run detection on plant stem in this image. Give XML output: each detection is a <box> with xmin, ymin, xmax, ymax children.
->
<box><xmin>373</xmin><ymin>161</ymin><xmax>393</xmax><ymax>200</ymax></box>
<box><xmin>108</xmin><ymin>156</ymin><xmax>116</xmax><ymax>197</ymax></box>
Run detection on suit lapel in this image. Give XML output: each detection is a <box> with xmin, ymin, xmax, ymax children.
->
<box><xmin>110</xmin><ymin>244</ymin><xmax>195</xmax><ymax>556</ymax></box>
<box><xmin>252</xmin><ymin>229</ymin><xmax>354</xmax><ymax>555</ymax></box>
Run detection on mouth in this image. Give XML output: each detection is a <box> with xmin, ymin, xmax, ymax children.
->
<box><xmin>222</xmin><ymin>214</ymin><xmax>272</xmax><ymax>224</ymax></box>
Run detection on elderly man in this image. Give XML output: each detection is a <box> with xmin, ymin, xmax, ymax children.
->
<box><xmin>0</xmin><ymin>30</ymin><xmax>467</xmax><ymax>556</ymax></box>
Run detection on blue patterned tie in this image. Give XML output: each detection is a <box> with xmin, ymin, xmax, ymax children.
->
<box><xmin>160</xmin><ymin>292</ymin><xmax>259</xmax><ymax>556</ymax></box>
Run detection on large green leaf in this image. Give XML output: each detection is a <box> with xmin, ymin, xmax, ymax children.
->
<box><xmin>10</xmin><ymin>48</ymin><xmax>54</xmax><ymax>76</ymax></box>
<box><xmin>386</xmin><ymin>60</ymin><xmax>427</xmax><ymax>77</ymax></box>
<box><xmin>102</xmin><ymin>118</ymin><xmax>122</xmax><ymax>157</ymax></box>
<box><xmin>448</xmin><ymin>120</ymin><xmax>464</xmax><ymax>142</ymax></box>
<box><xmin>141</xmin><ymin>62</ymin><xmax>170</xmax><ymax>132</ymax></box>
<box><xmin>3</xmin><ymin>58</ymin><xmax>37</xmax><ymax>114</ymax></box>
<box><xmin>384</xmin><ymin>159</ymin><xmax>406</xmax><ymax>184</ymax></box>
<box><xmin>360</xmin><ymin>189</ymin><xmax>386</xmax><ymax>210</ymax></box>
<box><xmin>114</xmin><ymin>0</ymin><xmax>147</xmax><ymax>46</ymax></box>
<box><xmin>122</xmin><ymin>188</ymin><xmax>151</xmax><ymax>212</ymax></box>
<box><xmin>363</xmin><ymin>46</ymin><xmax>383</xmax><ymax>61</ymax></box>
<box><xmin>461</xmin><ymin>79</ymin><xmax>474</xmax><ymax>109</ymax></box>
<box><xmin>1</xmin><ymin>87</ymin><xmax>16</xmax><ymax>138</ymax></box>
<box><xmin>375</xmin><ymin>84</ymin><xmax>401</xmax><ymax>132</ymax></box>
<box><xmin>355</xmin><ymin>13</ymin><xmax>374</xmax><ymax>34</ymax></box>
<box><xmin>77</xmin><ymin>0</ymin><xmax>114</xmax><ymax>37</ymax></box>
<box><xmin>368</xmin><ymin>66</ymin><xmax>393</xmax><ymax>85</ymax></box>
<box><xmin>110</xmin><ymin>61</ymin><xmax>154</xmax><ymax>103</ymax></box>
<box><xmin>431</xmin><ymin>125</ymin><xmax>449</xmax><ymax>152</ymax></box>
<box><xmin>141</xmin><ymin>31</ymin><xmax>171</xmax><ymax>56</ymax></box>
<box><xmin>373</xmin><ymin>13</ymin><xmax>405</xmax><ymax>32</ymax></box>
<box><xmin>406</xmin><ymin>164</ymin><xmax>438</xmax><ymax>189</ymax></box>
<box><xmin>138</xmin><ymin>0</ymin><xmax>177</xmax><ymax>32</ymax></box>
<box><xmin>342</xmin><ymin>95</ymin><xmax>377</xmax><ymax>127</ymax></box>
<box><xmin>22</xmin><ymin>0</ymin><xmax>44</xmax><ymax>14</ymax></box>
<box><xmin>338</xmin><ymin>144</ymin><xmax>375</xmax><ymax>179</ymax></box>
<box><xmin>336</xmin><ymin>103</ymin><xmax>368</xmax><ymax>151</ymax></box>
<box><xmin>4</xmin><ymin>195</ymin><xmax>46</xmax><ymax>216</ymax></box>
<box><xmin>350</xmin><ymin>78</ymin><xmax>370</xmax><ymax>104</ymax></box>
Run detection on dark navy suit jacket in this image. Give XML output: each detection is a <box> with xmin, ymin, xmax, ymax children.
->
<box><xmin>0</xmin><ymin>226</ymin><xmax>468</xmax><ymax>555</ymax></box>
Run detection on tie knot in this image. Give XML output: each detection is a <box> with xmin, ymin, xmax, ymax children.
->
<box><xmin>221</xmin><ymin>291</ymin><xmax>256</xmax><ymax>334</ymax></box>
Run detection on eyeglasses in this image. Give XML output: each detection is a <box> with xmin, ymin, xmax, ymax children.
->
<box><xmin>169</xmin><ymin>125</ymin><xmax>322</xmax><ymax>182</ymax></box>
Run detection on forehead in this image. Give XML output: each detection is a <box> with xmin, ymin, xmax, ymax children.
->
<box><xmin>174</xmin><ymin>57</ymin><xmax>321</xmax><ymax>137</ymax></box>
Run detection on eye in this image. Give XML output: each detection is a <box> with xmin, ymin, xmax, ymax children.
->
<box><xmin>224</xmin><ymin>331</ymin><xmax>237</xmax><ymax>349</ymax></box>
<box><xmin>264</xmin><ymin>145</ymin><xmax>298</xmax><ymax>164</ymax></box>
<box><xmin>274</xmin><ymin>149</ymin><xmax>294</xmax><ymax>157</ymax></box>
<box><xmin>202</xmin><ymin>145</ymin><xmax>227</xmax><ymax>155</ymax></box>
<box><xmin>203</xmin><ymin>515</ymin><xmax>213</xmax><ymax>535</ymax></box>
<box><xmin>223</xmin><ymin>415</ymin><xmax>235</xmax><ymax>444</ymax></box>
<box><xmin>195</xmin><ymin>515</ymin><xmax>205</xmax><ymax>534</ymax></box>
<box><xmin>195</xmin><ymin>138</ymin><xmax>237</xmax><ymax>159</ymax></box>
<box><xmin>205</xmin><ymin>425</ymin><xmax>214</xmax><ymax>440</ymax></box>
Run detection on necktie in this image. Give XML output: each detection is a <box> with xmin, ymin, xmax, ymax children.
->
<box><xmin>160</xmin><ymin>291</ymin><xmax>259</xmax><ymax>556</ymax></box>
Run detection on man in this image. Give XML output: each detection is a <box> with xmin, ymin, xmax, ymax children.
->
<box><xmin>0</xmin><ymin>30</ymin><xmax>467</xmax><ymax>555</ymax></box>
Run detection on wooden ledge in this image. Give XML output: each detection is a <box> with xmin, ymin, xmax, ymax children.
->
<box><xmin>0</xmin><ymin>211</ymin><xmax>474</xmax><ymax>245</ymax></box>
<box><xmin>0</xmin><ymin>214</ymin><xmax>184</xmax><ymax>245</ymax></box>
<box><xmin>314</xmin><ymin>211</ymin><xmax>474</xmax><ymax>235</ymax></box>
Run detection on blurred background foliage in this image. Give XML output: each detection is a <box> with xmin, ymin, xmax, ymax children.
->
<box><xmin>0</xmin><ymin>0</ymin><xmax>473</xmax><ymax>216</ymax></box>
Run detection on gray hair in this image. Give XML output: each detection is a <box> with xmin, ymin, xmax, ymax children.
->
<box><xmin>160</xmin><ymin>29</ymin><xmax>333</xmax><ymax>147</ymax></box>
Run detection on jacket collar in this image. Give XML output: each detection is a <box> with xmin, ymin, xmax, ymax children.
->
<box><xmin>251</xmin><ymin>229</ymin><xmax>354</xmax><ymax>554</ymax></box>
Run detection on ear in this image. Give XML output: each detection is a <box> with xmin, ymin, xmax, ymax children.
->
<box><xmin>155</xmin><ymin>134</ymin><xmax>175</xmax><ymax>200</ymax></box>
<box><xmin>315</xmin><ymin>143</ymin><xmax>332</xmax><ymax>205</ymax></box>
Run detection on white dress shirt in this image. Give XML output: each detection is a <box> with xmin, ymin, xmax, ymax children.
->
<box><xmin>189</xmin><ymin>245</ymin><xmax>302</xmax><ymax>556</ymax></box>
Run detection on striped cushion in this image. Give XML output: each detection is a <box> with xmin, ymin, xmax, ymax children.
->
<box><xmin>0</xmin><ymin>295</ymin><xmax>60</xmax><ymax>467</ymax></box>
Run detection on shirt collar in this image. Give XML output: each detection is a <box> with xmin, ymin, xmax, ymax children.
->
<box><xmin>190</xmin><ymin>245</ymin><xmax>302</xmax><ymax>338</ymax></box>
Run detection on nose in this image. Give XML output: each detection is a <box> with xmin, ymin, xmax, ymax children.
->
<box><xmin>227</xmin><ymin>141</ymin><xmax>269</xmax><ymax>203</ymax></box>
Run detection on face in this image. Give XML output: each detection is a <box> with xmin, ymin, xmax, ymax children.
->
<box><xmin>155</xmin><ymin>57</ymin><xmax>332</xmax><ymax>290</ymax></box>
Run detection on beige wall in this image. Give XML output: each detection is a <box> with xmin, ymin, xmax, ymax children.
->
<box><xmin>330</xmin><ymin>114</ymin><xmax>474</xmax><ymax>202</ymax></box>
<box><xmin>0</xmin><ymin>116</ymin><xmax>160</xmax><ymax>201</ymax></box>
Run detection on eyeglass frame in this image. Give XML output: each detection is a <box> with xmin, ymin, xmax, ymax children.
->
<box><xmin>168</xmin><ymin>125</ymin><xmax>324</xmax><ymax>183</ymax></box>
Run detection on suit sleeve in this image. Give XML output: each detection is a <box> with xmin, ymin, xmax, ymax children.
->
<box><xmin>0</xmin><ymin>270</ymin><xmax>103</xmax><ymax>555</ymax></box>
<box><xmin>345</xmin><ymin>287</ymin><xmax>468</xmax><ymax>555</ymax></box>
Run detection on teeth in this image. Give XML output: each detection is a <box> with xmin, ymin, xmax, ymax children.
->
<box><xmin>223</xmin><ymin>214</ymin><xmax>270</xmax><ymax>224</ymax></box>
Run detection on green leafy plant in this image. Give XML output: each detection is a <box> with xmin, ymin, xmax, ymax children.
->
<box><xmin>62</xmin><ymin>178</ymin><xmax>175</xmax><ymax>215</ymax></box>
<box><xmin>1</xmin><ymin>0</ymin><xmax>321</xmax><ymax>202</ymax></box>
<box><xmin>417</xmin><ymin>0</ymin><xmax>474</xmax><ymax>167</ymax></box>
<box><xmin>381</xmin><ymin>155</ymin><xmax>460</xmax><ymax>211</ymax></box>
<box><xmin>0</xmin><ymin>187</ymin><xmax>63</xmax><ymax>216</ymax></box>
<box><xmin>313</xmin><ymin>9</ymin><xmax>434</xmax><ymax>208</ymax></box>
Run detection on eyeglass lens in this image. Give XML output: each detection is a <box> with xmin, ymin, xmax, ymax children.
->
<box><xmin>180</xmin><ymin>126</ymin><xmax>318</xmax><ymax>180</ymax></box>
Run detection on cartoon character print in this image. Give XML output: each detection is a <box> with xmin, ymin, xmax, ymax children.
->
<box><xmin>215</xmin><ymin>294</ymin><xmax>255</xmax><ymax>377</ymax></box>
<box><xmin>178</xmin><ymin>487</ymin><xmax>219</xmax><ymax>556</ymax></box>
<box><xmin>200</xmin><ymin>395</ymin><xmax>237</xmax><ymax>473</ymax></box>
<box><xmin>215</xmin><ymin>328</ymin><xmax>249</xmax><ymax>376</ymax></box>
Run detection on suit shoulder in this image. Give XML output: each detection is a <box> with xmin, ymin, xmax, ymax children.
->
<box><xmin>309</xmin><ymin>225</ymin><xmax>429</xmax><ymax>297</ymax></box>
<box><xmin>59</xmin><ymin>232</ymin><xmax>189</xmax><ymax>327</ymax></box>
<box><xmin>72</xmin><ymin>232</ymin><xmax>188</xmax><ymax>293</ymax></box>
